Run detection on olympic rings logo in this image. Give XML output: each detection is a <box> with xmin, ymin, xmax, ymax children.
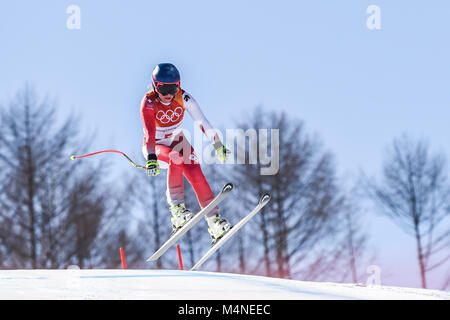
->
<box><xmin>156</xmin><ymin>107</ymin><xmax>184</xmax><ymax>124</ymax></box>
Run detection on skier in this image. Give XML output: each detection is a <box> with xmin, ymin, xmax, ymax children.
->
<box><xmin>140</xmin><ymin>63</ymin><xmax>232</xmax><ymax>244</ymax></box>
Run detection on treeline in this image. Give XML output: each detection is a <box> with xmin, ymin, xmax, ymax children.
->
<box><xmin>0</xmin><ymin>88</ymin><xmax>448</xmax><ymax>290</ymax></box>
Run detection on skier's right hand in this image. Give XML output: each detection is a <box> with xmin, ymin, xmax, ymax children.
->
<box><xmin>146</xmin><ymin>153</ymin><xmax>160</xmax><ymax>176</ymax></box>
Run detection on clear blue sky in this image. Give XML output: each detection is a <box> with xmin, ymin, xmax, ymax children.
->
<box><xmin>1</xmin><ymin>1</ymin><xmax>449</xmax><ymax>289</ymax></box>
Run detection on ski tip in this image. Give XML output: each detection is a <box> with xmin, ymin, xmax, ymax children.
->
<box><xmin>70</xmin><ymin>155</ymin><xmax>76</xmax><ymax>160</ymax></box>
<box><xmin>222</xmin><ymin>183</ymin><xmax>233</xmax><ymax>193</ymax></box>
<box><xmin>260</xmin><ymin>193</ymin><xmax>271</xmax><ymax>205</ymax></box>
<box><xmin>146</xmin><ymin>256</ymin><xmax>157</xmax><ymax>262</ymax></box>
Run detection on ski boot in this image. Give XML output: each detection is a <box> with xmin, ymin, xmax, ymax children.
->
<box><xmin>170</xmin><ymin>204</ymin><xmax>193</xmax><ymax>235</ymax></box>
<box><xmin>205</xmin><ymin>213</ymin><xmax>232</xmax><ymax>246</ymax></box>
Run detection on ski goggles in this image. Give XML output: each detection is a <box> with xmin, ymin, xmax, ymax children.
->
<box><xmin>154</xmin><ymin>81</ymin><xmax>180</xmax><ymax>96</ymax></box>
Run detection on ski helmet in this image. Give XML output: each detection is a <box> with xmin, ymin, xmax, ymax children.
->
<box><xmin>152</xmin><ymin>63</ymin><xmax>180</xmax><ymax>96</ymax></box>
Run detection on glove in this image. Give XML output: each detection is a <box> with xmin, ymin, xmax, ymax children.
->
<box><xmin>214</xmin><ymin>143</ymin><xmax>231</xmax><ymax>163</ymax></box>
<box><xmin>146</xmin><ymin>153</ymin><xmax>160</xmax><ymax>176</ymax></box>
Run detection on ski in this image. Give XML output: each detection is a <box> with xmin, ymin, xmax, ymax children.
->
<box><xmin>146</xmin><ymin>183</ymin><xmax>233</xmax><ymax>262</ymax></box>
<box><xmin>190</xmin><ymin>193</ymin><xmax>271</xmax><ymax>271</ymax></box>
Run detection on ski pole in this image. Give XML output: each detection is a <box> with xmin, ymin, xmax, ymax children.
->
<box><xmin>70</xmin><ymin>150</ymin><xmax>146</xmax><ymax>170</ymax></box>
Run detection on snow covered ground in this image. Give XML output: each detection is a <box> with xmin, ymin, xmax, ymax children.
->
<box><xmin>0</xmin><ymin>269</ymin><xmax>448</xmax><ymax>300</ymax></box>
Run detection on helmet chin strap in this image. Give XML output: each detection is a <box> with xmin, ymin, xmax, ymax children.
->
<box><xmin>159</xmin><ymin>99</ymin><xmax>172</xmax><ymax>105</ymax></box>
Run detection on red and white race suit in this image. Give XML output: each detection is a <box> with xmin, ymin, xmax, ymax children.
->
<box><xmin>140</xmin><ymin>89</ymin><xmax>221</xmax><ymax>216</ymax></box>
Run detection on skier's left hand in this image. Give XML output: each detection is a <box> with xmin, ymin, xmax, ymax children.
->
<box><xmin>215</xmin><ymin>144</ymin><xmax>231</xmax><ymax>163</ymax></box>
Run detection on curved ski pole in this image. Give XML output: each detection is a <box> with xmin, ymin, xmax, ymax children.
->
<box><xmin>70</xmin><ymin>150</ymin><xmax>146</xmax><ymax>170</ymax></box>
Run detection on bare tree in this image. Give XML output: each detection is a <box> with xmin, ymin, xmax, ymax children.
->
<box><xmin>88</xmin><ymin>176</ymin><xmax>144</xmax><ymax>269</ymax></box>
<box><xmin>339</xmin><ymin>195</ymin><xmax>373</xmax><ymax>284</ymax></box>
<box><xmin>231</xmin><ymin>108</ymin><xmax>350</xmax><ymax>280</ymax></box>
<box><xmin>363</xmin><ymin>135</ymin><xmax>450</xmax><ymax>288</ymax></box>
<box><xmin>0</xmin><ymin>87</ymin><xmax>135</xmax><ymax>269</ymax></box>
<box><xmin>225</xmin><ymin>110</ymin><xmax>275</xmax><ymax>277</ymax></box>
<box><xmin>131</xmin><ymin>168</ymin><xmax>179</xmax><ymax>269</ymax></box>
<box><xmin>442</xmin><ymin>271</ymin><xmax>450</xmax><ymax>291</ymax></box>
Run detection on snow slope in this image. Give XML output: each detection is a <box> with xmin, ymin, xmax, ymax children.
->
<box><xmin>0</xmin><ymin>269</ymin><xmax>448</xmax><ymax>300</ymax></box>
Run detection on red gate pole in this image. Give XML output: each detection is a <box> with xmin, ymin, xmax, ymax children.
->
<box><xmin>120</xmin><ymin>247</ymin><xmax>127</xmax><ymax>269</ymax></box>
<box><xmin>176</xmin><ymin>244</ymin><xmax>184</xmax><ymax>270</ymax></box>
